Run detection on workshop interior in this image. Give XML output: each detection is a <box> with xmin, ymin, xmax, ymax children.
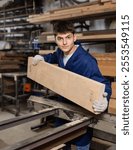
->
<box><xmin>0</xmin><ymin>0</ymin><xmax>116</xmax><ymax>150</ymax></box>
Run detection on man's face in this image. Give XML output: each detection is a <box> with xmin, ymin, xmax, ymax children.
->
<box><xmin>55</xmin><ymin>32</ymin><xmax>76</xmax><ymax>55</ymax></box>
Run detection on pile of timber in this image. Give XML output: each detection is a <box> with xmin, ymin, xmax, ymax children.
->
<box><xmin>77</xmin><ymin>30</ymin><xmax>115</xmax><ymax>42</ymax></box>
<box><xmin>27</xmin><ymin>1</ymin><xmax>116</xmax><ymax>24</ymax></box>
<box><xmin>91</xmin><ymin>52</ymin><xmax>116</xmax><ymax>77</ymax></box>
<box><xmin>0</xmin><ymin>52</ymin><xmax>28</xmax><ymax>73</ymax></box>
<box><xmin>91</xmin><ymin>52</ymin><xmax>116</xmax><ymax>115</ymax></box>
<box><xmin>38</xmin><ymin>29</ymin><xmax>116</xmax><ymax>43</ymax></box>
<box><xmin>108</xmin><ymin>81</ymin><xmax>116</xmax><ymax>114</ymax></box>
<box><xmin>100</xmin><ymin>0</ymin><xmax>116</xmax><ymax>3</ymax></box>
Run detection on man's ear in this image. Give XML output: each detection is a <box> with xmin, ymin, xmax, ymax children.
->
<box><xmin>73</xmin><ymin>34</ymin><xmax>77</xmax><ymax>42</ymax></box>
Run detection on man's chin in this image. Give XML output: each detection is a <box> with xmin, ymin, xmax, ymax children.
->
<box><xmin>61</xmin><ymin>49</ymin><xmax>70</xmax><ymax>53</ymax></box>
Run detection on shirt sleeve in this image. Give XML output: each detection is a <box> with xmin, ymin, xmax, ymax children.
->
<box><xmin>43</xmin><ymin>51</ymin><xmax>59</xmax><ymax>64</ymax></box>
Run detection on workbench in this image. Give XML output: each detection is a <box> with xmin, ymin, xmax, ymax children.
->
<box><xmin>1</xmin><ymin>72</ymin><xmax>30</xmax><ymax>116</ymax></box>
<box><xmin>0</xmin><ymin>95</ymin><xmax>116</xmax><ymax>150</ymax></box>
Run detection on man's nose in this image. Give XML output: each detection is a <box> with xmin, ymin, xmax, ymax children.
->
<box><xmin>63</xmin><ymin>38</ymin><xmax>67</xmax><ymax>45</ymax></box>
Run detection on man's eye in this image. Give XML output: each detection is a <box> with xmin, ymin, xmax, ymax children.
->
<box><xmin>57</xmin><ymin>37</ymin><xmax>62</xmax><ymax>41</ymax></box>
<box><xmin>67</xmin><ymin>36</ymin><xmax>71</xmax><ymax>39</ymax></box>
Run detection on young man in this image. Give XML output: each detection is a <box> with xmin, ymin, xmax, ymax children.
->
<box><xmin>32</xmin><ymin>20</ymin><xmax>112</xmax><ymax>150</ymax></box>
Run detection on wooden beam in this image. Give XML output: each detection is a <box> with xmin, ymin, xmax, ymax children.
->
<box><xmin>27</xmin><ymin>2</ymin><xmax>115</xmax><ymax>24</ymax></box>
<box><xmin>97</xmin><ymin>61</ymin><xmax>116</xmax><ymax>77</ymax></box>
<box><xmin>111</xmin><ymin>82</ymin><xmax>116</xmax><ymax>99</ymax></box>
<box><xmin>38</xmin><ymin>30</ymin><xmax>116</xmax><ymax>43</ymax></box>
<box><xmin>91</xmin><ymin>53</ymin><xmax>116</xmax><ymax>76</ymax></box>
<box><xmin>92</xmin><ymin>52</ymin><xmax>116</xmax><ymax>60</ymax></box>
<box><xmin>105</xmin><ymin>81</ymin><xmax>116</xmax><ymax>114</ymax></box>
<box><xmin>39</xmin><ymin>50</ymin><xmax>55</xmax><ymax>55</ymax></box>
<box><xmin>27</xmin><ymin>57</ymin><xmax>105</xmax><ymax>114</ymax></box>
<box><xmin>108</xmin><ymin>98</ymin><xmax>116</xmax><ymax>114</ymax></box>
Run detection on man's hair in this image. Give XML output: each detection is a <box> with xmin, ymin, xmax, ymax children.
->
<box><xmin>53</xmin><ymin>20</ymin><xmax>75</xmax><ymax>35</ymax></box>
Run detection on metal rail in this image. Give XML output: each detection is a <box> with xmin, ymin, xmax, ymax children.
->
<box><xmin>0</xmin><ymin>108</ymin><xmax>58</xmax><ymax>130</ymax></box>
<box><xmin>0</xmin><ymin>95</ymin><xmax>115</xmax><ymax>149</ymax></box>
<box><xmin>2</xmin><ymin>117</ymin><xmax>93</xmax><ymax>150</ymax></box>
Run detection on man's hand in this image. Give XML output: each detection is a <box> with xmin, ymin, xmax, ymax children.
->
<box><xmin>92</xmin><ymin>92</ymin><xmax>108</xmax><ymax>113</ymax></box>
<box><xmin>32</xmin><ymin>55</ymin><xmax>44</xmax><ymax>66</ymax></box>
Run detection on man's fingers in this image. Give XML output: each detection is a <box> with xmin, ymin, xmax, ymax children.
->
<box><xmin>92</xmin><ymin>98</ymin><xmax>108</xmax><ymax>113</ymax></box>
<box><xmin>32</xmin><ymin>55</ymin><xmax>44</xmax><ymax>66</ymax></box>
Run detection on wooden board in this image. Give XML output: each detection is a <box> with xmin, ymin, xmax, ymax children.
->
<box><xmin>92</xmin><ymin>53</ymin><xmax>116</xmax><ymax>77</ymax></box>
<box><xmin>27</xmin><ymin>57</ymin><xmax>105</xmax><ymax>114</ymax></box>
<box><xmin>0</xmin><ymin>51</ymin><xmax>27</xmax><ymax>73</ymax></box>
<box><xmin>98</xmin><ymin>63</ymin><xmax>116</xmax><ymax>77</ymax></box>
<box><xmin>27</xmin><ymin>2</ymin><xmax>115</xmax><ymax>24</ymax></box>
<box><xmin>39</xmin><ymin>50</ymin><xmax>55</xmax><ymax>55</ymax></box>
<box><xmin>111</xmin><ymin>82</ymin><xmax>116</xmax><ymax>99</ymax></box>
<box><xmin>108</xmin><ymin>82</ymin><xmax>116</xmax><ymax>115</ymax></box>
<box><xmin>38</xmin><ymin>30</ymin><xmax>116</xmax><ymax>43</ymax></box>
<box><xmin>108</xmin><ymin>98</ymin><xmax>116</xmax><ymax>115</ymax></box>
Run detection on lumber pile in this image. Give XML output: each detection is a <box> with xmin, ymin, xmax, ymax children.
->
<box><xmin>38</xmin><ymin>29</ymin><xmax>116</xmax><ymax>43</ymax></box>
<box><xmin>2</xmin><ymin>77</ymin><xmax>15</xmax><ymax>94</ymax></box>
<box><xmin>108</xmin><ymin>82</ymin><xmax>116</xmax><ymax>114</ymax></box>
<box><xmin>27</xmin><ymin>1</ymin><xmax>116</xmax><ymax>24</ymax></box>
<box><xmin>0</xmin><ymin>52</ymin><xmax>28</xmax><ymax>72</ymax></box>
<box><xmin>91</xmin><ymin>53</ymin><xmax>116</xmax><ymax>115</ymax></box>
<box><xmin>27</xmin><ymin>57</ymin><xmax>105</xmax><ymax>114</ymax></box>
<box><xmin>39</xmin><ymin>50</ymin><xmax>55</xmax><ymax>55</ymax></box>
<box><xmin>100</xmin><ymin>0</ymin><xmax>116</xmax><ymax>3</ymax></box>
<box><xmin>91</xmin><ymin>52</ymin><xmax>116</xmax><ymax>77</ymax></box>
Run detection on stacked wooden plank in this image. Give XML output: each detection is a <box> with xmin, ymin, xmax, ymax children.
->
<box><xmin>92</xmin><ymin>52</ymin><xmax>116</xmax><ymax>77</ymax></box>
<box><xmin>27</xmin><ymin>1</ymin><xmax>116</xmax><ymax>24</ymax></box>
<box><xmin>38</xmin><ymin>29</ymin><xmax>116</xmax><ymax>43</ymax></box>
<box><xmin>0</xmin><ymin>52</ymin><xmax>28</xmax><ymax>72</ymax></box>
<box><xmin>100</xmin><ymin>0</ymin><xmax>116</xmax><ymax>3</ymax></box>
<box><xmin>91</xmin><ymin>53</ymin><xmax>116</xmax><ymax>115</ymax></box>
<box><xmin>108</xmin><ymin>82</ymin><xmax>116</xmax><ymax>114</ymax></box>
<box><xmin>39</xmin><ymin>50</ymin><xmax>55</xmax><ymax>55</ymax></box>
<box><xmin>2</xmin><ymin>77</ymin><xmax>15</xmax><ymax>94</ymax></box>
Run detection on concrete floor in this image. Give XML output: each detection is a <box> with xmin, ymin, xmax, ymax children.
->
<box><xmin>0</xmin><ymin>97</ymin><xmax>115</xmax><ymax>150</ymax></box>
<box><xmin>0</xmin><ymin>101</ymin><xmax>45</xmax><ymax>149</ymax></box>
<box><xmin>0</xmin><ymin>107</ymin><xmax>75</xmax><ymax>150</ymax></box>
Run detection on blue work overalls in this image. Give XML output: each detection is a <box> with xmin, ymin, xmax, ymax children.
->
<box><xmin>43</xmin><ymin>45</ymin><xmax>112</xmax><ymax>146</ymax></box>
